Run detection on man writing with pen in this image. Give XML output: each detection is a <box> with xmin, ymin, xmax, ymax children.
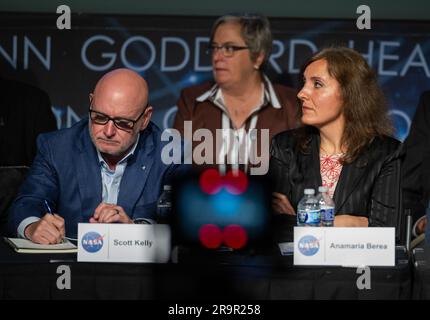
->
<box><xmin>8</xmin><ymin>69</ymin><xmax>188</xmax><ymax>244</ymax></box>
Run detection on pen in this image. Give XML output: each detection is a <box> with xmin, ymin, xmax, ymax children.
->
<box><xmin>44</xmin><ymin>200</ymin><xmax>53</xmax><ymax>214</ymax></box>
<box><xmin>44</xmin><ymin>200</ymin><xmax>66</xmax><ymax>243</ymax></box>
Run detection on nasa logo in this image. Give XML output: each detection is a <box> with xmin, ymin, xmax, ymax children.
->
<box><xmin>298</xmin><ymin>235</ymin><xmax>320</xmax><ymax>256</ymax></box>
<box><xmin>81</xmin><ymin>232</ymin><xmax>104</xmax><ymax>253</ymax></box>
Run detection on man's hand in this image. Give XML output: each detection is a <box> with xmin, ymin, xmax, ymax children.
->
<box><xmin>90</xmin><ymin>203</ymin><xmax>133</xmax><ymax>224</ymax></box>
<box><xmin>24</xmin><ymin>213</ymin><xmax>65</xmax><ymax>244</ymax></box>
<box><xmin>416</xmin><ymin>216</ymin><xmax>427</xmax><ymax>235</ymax></box>
<box><xmin>272</xmin><ymin>192</ymin><xmax>296</xmax><ymax>215</ymax></box>
<box><xmin>416</xmin><ymin>217</ymin><xmax>427</xmax><ymax>235</ymax></box>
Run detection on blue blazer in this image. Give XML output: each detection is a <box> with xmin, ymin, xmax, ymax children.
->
<box><xmin>8</xmin><ymin>119</ymin><xmax>189</xmax><ymax>238</ymax></box>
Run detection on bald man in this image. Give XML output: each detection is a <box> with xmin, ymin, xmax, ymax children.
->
<box><xmin>8</xmin><ymin>69</ymin><xmax>189</xmax><ymax>244</ymax></box>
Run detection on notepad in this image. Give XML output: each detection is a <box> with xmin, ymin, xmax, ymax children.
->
<box><xmin>4</xmin><ymin>237</ymin><xmax>78</xmax><ymax>254</ymax></box>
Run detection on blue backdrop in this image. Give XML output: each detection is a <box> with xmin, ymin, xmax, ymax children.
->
<box><xmin>1</xmin><ymin>13</ymin><xmax>429</xmax><ymax>141</ymax></box>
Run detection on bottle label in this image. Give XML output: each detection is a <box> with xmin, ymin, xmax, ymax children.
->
<box><xmin>297</xmin><ymin>209</ymin><xmax>320</xmax><ymax>225</ymax></box>
<box><xmin>320</xmin><ymin>207</ymin><xmax>334</xmax><ymax>222</ymax></box>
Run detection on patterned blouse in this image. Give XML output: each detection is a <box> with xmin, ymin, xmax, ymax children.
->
<box><xmin>320</xmin><ymin>153</ymin><xmax>343</xmax><ymax>198</ymax></box>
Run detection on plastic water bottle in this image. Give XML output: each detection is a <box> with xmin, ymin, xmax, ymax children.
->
<box><xmin>157</xmin><ymin>185</ymin><xmax>172</xmax><ymax>223</ymax></box>
<box><xmin>297</xmin><ymin>189</ymin><xmax>320</xmax><ymax>227</ymax></box>
<box><xmin>317</xmin><ymin>186</ymin><xmax>335</xmax><ymax>227</ymax></box>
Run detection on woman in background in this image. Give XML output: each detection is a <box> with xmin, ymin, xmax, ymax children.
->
<box><xmin>174</xmin><ymin>13</ymin><xmax>298</xmax><ymax>174</ymax></box>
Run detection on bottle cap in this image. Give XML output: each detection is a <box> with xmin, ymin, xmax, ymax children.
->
<box><xmin>304</xmin><ymin>188</ymin><xmax>315</xmax><ymax>195</ymax></box>
<box><xmin>318</xmin><ymin>186</ymin><xmax>328</xmax><ymax>192</ymax></box>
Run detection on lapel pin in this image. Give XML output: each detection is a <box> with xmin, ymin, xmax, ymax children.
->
<box><xmin>141</xmin><ymin>165</ymin><xmax>146</xmax><ymax>170</ymax></box>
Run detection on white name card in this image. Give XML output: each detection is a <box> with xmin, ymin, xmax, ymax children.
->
<box><xmin>77</xmin><ymin>223</ymin><xmax>171</xmax><ymax>263</ymax></box>
<box><xmin>293</xmin><ymin>227</ymin><xmax>395</xmax><ymax>267</ymax></box>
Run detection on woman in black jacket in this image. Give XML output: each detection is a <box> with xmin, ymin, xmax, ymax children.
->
<box><xmin>270</xmin><ymin>47</ymin><xmax>402</xmax><ymax>228</ymax></box>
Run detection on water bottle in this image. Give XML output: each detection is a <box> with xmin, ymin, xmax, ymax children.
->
<box><xmin>297</xmin><ymin>188</ymin><xmax>320</xmax><ymax>226</ymax></box>
<box><xmin>157</xmin><ymin>185</ymin><xmax>172</xmax><ymax>223</ymax></box>
<box><xmin>317</xmin><ymin>186</ymin><xmax>335</xmax><ymax>227</ymax></box>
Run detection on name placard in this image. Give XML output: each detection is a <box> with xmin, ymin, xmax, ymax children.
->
<box><xmin>77</xmin><ymin>223</ymin><xmax>171</xmax><ymax>263</ymax></box>
<box><xmin>293</xmin><ymin>227</ymin><xmax>395</xmax><ymax>267</ymax></box>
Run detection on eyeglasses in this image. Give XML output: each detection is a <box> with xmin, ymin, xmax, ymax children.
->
<box><xmin>206</xmin><ymin>44</ymin><xmax>249</xmax><ymax>57</ymax></box>
<box><xmin>89</xmin><ymin>105</ymin><xmax>147</xmax><ymax>131</ymax></box>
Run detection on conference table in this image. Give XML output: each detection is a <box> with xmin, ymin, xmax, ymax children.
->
<box><xmin>0</xmin><ymin>238</ymin><xmax>412</xmax><ymax>300</ymax></box>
